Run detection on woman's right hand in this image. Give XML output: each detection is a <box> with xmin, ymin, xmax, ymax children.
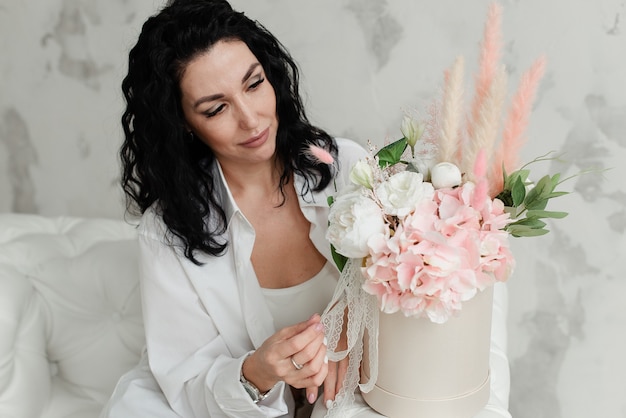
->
<box><xmin>242</xmin><ymin>314</ymin><xmax>328</xmax><ymax>404</ymax></box>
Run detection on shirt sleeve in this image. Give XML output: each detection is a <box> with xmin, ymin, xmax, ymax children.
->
<box><xmin>137</xmin><ymin>212</ymin><xmax>290</xmax><ymax>418</ymax></box>
<box><xmin>334</xmin><ymin>137</ymin><xmax>369</xmax><ymax>188</ymax></box>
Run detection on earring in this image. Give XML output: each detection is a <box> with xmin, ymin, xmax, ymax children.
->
<box><xmin>186</xmin><ymin>131</ymin><xmax>195</xmax><ymax>142</ymax></box>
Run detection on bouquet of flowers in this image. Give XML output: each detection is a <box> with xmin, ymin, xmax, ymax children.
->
<box><xmin>326</xmin><ymin>144</ymin><xmax>516</xmax><ymax>324</ymax></box>
<box><xmin>319</xmin><ymin>2</ymin><xmax>572</xmax><ymax>417</ymax></box>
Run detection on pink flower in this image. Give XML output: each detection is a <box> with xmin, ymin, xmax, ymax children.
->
<box><xmin>356</xmin><ymin>179</ymin><xmax>515</xmax><ymax>322</ymax></box>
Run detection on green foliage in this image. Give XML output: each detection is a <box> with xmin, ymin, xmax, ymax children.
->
<box><xmin>376</xmin><ymin>137</ymin><xmax>408</xmax><ymax>168</ymax></box>
<box><xmin>496</xmin><ymin>154</ymin><xmax>573</xmax><ymax>237</ymax></box>
<box><xmin>331</xmin><ymin>244</ymin><xmax>348</xmax><ymax>272</ymax></box>
<box><xmin>327</xmin><ymin>194</ymin><xmax>347</xmax><ymax>271</ymax></box>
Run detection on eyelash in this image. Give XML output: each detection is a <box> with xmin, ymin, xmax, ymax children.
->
<box><xmin>249</xmin><ymin>77</ymin><xmax>265</xmax><ymax>90</ymax></box>
<box><xmin>203</xmin><ymin>76</ymin><xmax>265</xmax><ymax>118</ymax></box>
<box><xmin>204</xmin><ymin>106</ymin><xmax>223</xmax><ymax>118</ymax></box>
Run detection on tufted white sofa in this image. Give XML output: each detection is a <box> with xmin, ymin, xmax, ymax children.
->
<box><xmin>0</xmin><ymin>213</ymin><xmax>144</xmax><ymax>418</ymax></box>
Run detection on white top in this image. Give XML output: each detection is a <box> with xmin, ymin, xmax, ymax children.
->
<box><xmin>262</xmin><ymin>262</ymin><xmax>339</xmax><ymax>330</ymax></box>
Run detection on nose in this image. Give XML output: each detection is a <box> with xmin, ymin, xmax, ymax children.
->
<box><xmin>235</xmin><ymin>98</ymin><xmax>259</xmax><ymax>130</ymax></box>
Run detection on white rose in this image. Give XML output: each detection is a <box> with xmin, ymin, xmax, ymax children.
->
<box><xmin>430</xmin><ymin>162</ymin><xmax>462</xmax><ymax>189</ymax></box>
<box><xmin>375</xmin><ymin>171</ymin><xmax>435</xmax><ymax>217</ymax></box>
<box><xmin>326</xmin><ymin>189</ymin><xmax>385</xmax><ymax>258</ymax></box>
<box><xmin>349</xmin><ymin>160</ymin><xmax>374</xmax><ymax>189</ymax></box>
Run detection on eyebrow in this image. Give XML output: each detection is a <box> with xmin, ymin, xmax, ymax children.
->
<box><xmin>193</xmin><ymin>62</ymin><xmax>262</xmax><ymax>109</ymax></box>
<box><xmin>242</xmin><ymin>62</ymin><xmax>261</xmax><ymax>83</ymax></box>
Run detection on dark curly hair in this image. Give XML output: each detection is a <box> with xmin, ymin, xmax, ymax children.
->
<box><xmin>121</xmin><ymin>0</ymin><xmax>337</xmax><ymax>264</ymax></box>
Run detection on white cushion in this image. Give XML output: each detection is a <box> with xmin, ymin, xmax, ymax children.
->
<box><xmin>0</xmin><ymin>214</ymin><xmax>144</xmax><ymax>418</ymax></box>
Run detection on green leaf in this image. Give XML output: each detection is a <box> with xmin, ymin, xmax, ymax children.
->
<box><xmin>526</xmin><ymin>210</ymin><xmax>568</xmax><ymax>219</ymax></box>
<box><xmin>546</xmin><ymin>191</ymin><xmax>569</xmax><ymax>199</ymax></box>
<box><xmin>327</xmin><ymin>196</ymin><xmax>334</xmax><ymax>207</ymax></box>
<box><xmin>509</xmin><ymin>218</ymin><xmax>547</xmax><ymax>229</ymax></box>
<box><xmin>535</xmin><ymin>175</ymin><xmax>553</xmax><ymax>193</ymax></box>
<box><xmin>376</xmin><ymin>138</ymin><xmax>407</xmax><ymax>168</ymax></box>
<box><xmin>550</xmin><ymin>173</ymin><xmax>561</xmax><ymax>189</ymax></box>
<box><xmin>511</xmin><ymin>176</ymin><xmax>527</xmax><ymax>207</ymax></box>
<box><xmin>508</xmin><ymin>226</ymin><xmax>550</xmax><ymax>237</ymax></box>
<box><xmin>524</xmin><ymin>175</ymin><xmax>552</xmax><ymax>210</ymax></box>
<box><xmin>525</xmin><ymin>198</ymin><xmax>549</xmax><ymax>211</ymax></box>
<box><xmin>504</xmin><ymin>169</ymin><xmax>530</xmax><ymax>191</ymax></box>
<box><xmin>331</xmin><ymin>244</ymin><xmax>348</xmax><ymax>272</ymax></box>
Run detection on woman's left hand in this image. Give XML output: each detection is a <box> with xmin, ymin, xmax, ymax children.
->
<box><xmin>323</xmin><ymin>356</ymin><xmax>349</xmax><ymax>408</ymax></box>
<box><xmin>322</xmin><ymin>310</ymin><xmax>349</xmax><ymax>408</ymax></box>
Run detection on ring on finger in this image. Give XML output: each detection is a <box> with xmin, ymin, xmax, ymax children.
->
<box><xmin>290</xmin><ymin>356</ymin><xmax>304</xmax><ymax>370</ymax></box>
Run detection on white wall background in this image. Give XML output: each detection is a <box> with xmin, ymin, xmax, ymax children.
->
<box><xmin>1</xmin><ymin>0</ymin><xmax>624</xmax><ymax>416</ymax></box>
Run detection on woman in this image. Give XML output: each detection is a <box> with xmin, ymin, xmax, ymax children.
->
<box><xmin>102</xmin><ymin>0</ymin><xmax>511</xmax><ymax>417</ymax></box>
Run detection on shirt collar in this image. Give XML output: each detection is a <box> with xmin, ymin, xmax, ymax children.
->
<box><xmin>212</xmin><ymin>160</ymin><xmax>240</xmax><ymax>226</ymax></box>
<box><xmin>211</xmin><ymin>160</ymin><xmax>333</xmax><ymax>225</ymax></box>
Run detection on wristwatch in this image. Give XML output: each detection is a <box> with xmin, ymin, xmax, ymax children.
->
<box><xmin>240</xmin><ymin>361</ymin><xmax>271</xmax><ymax>403</ymax></box>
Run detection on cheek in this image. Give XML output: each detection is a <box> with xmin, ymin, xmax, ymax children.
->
<box><xmin>198</xmin><ymin>124</ymin><xmax>233</xmax><ymax>149</ymax></box>
<box><xmin>264</xmin><ymin>83</ymin><xmax>278</xmax><ymax>113</ymax></box>
<box><xmin>184</xmin><ymin>116</ymin><xmax>229</xmax><ymax>150</ymax></box>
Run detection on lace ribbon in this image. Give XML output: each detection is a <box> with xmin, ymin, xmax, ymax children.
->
<box><xmin>321</xmin><ymin>258</ymin><xmax>380</xmax><ymax>418</ymax></box>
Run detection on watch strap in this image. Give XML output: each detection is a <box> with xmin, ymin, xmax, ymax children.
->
<box><xmin>240</xmin><ymin>355</ymin><xmax>271</xmax><ymax>403</ymax></box>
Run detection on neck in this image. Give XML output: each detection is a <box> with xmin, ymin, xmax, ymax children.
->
<box><xmin>219</xmin><ymin>158</ymin><xmax>285</xmax><ymax>203</ymax></box>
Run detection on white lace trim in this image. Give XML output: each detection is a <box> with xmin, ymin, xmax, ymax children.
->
<box><xmin>321</xmin><ymin>258</ymin><xmax>380</xmax><ymax>418</ymax></box>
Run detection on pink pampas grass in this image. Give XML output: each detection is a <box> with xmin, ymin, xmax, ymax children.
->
<box><xmin>490</xmin><ymin>56</ymin><xmax>546</xmax><ymax>195</ymax></box>
<box><xmin>466</xmin><ymin>2</ymin><xmax>503</xmax><ymax>144</ymax></box>
<box><xmin>462</xmin><ymin>65</ymin><xmax>508</xmax><ymax>182</ymax></box>
<box><xmin>305</xmin><ymin>144</ymin><xmax>335</xmax><ymax>165</ymax></box>
<box><xmin>472</xmin><ymin>149</ymin><xmax>489</xmax><ymax>211</ymax></box>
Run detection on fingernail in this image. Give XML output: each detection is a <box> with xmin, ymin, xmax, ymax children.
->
<box><xmin>308</xmin><ymin>393</ymin><xmax>316</xmax><ymax>404</ymax></box>
<box><xmin>326</xmin><ymin>400</ymin><xmax>333</xmax><ymax>409</ymax></box>
<box><xmin>324</xmin><ymin>355</ymin><xmax>328</xmax><ymax>364</ymax></box>
<box><xmin>323</xmin><ymin>336</ymin><xmax>328</xmax><ymax>346</ymax></box>
<box><xmin>315</xmin><ymin>323</ymin><xmax>324</xmax><ymax>332</ymax></box>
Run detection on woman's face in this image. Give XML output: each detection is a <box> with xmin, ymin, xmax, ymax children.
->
<box><xmin>179</xmin><ymin>40</ymin><xmax>278</xmax><ymax>168</ymax></box>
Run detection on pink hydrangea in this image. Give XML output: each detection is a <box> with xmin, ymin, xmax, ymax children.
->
<box><xmin>361</xmin><ymin>182</ymin><xmax>516</xmax><ymax>323</ymax></box>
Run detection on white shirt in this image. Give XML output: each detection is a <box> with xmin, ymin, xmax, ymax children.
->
<box><xmin>137</xmin><ymin>138</ymin><xmax>367</xmax><ymax>418</ymax></box>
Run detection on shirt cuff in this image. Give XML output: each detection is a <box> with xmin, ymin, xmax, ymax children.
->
<box><xmin>211</xmin><ymin>352</ymin><xmax>290</xmax><ymax>417</ymax></box>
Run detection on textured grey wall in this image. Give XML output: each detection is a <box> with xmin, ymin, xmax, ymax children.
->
<box><xmin>0</xmin><ymin>1</ymin><xmax>624</xmax><ymax>416</ymax></box>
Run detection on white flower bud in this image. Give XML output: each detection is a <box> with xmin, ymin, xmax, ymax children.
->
<box><xmin>349</xmin><ymin>160</ymin><xmax>375</xmax><ymax>189</ymax></box>
<box><xmin>430</xmin><ymin>162</ymin><xmax>462</xmax><ymax>189</ymax></box>
<box><xmin>400</xmin><ymin>116</ymin><xmax>425</xmax><ymax>149</ymax></box>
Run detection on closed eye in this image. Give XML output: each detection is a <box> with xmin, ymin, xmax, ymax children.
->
<box><xmin>204</xmin><ymin>104</ymin><xmax>225</xmax><ymax>118</ymax></box>
<box><xmin>248</xmin><ymin>77</ymin><xmax>265</xmax><ymax>90</ymax></box>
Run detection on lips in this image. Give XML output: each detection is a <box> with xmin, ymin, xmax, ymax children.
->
<box><xmin>241</xmin><ymin>127</ymin><xmax>269</xmax><ymax>148</ymax></box>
